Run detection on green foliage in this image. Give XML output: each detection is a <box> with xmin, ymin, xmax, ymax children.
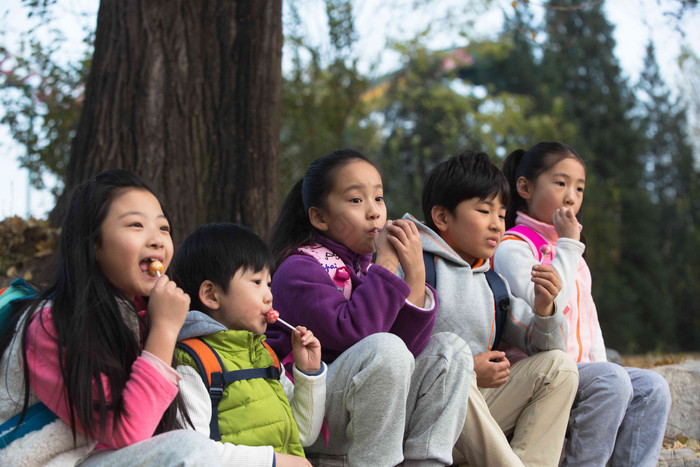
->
<box><xmin>0</xmin><ymin>3</ymin><xmax>91</xmax><ymax>193</ymax></box>
<box><xmin>280</xmin><ymin>0</ymin><xmax>378</xmax><ymax>196</ymax></box>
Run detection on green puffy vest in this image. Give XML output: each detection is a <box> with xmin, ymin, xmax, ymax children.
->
<box><xmin>176</xmin><ymin>330</ymin><xmax>304</xmax><ymax>456</ymax></box>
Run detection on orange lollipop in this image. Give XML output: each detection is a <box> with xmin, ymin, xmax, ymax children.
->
<box><xmin>149</xmin><ymin>260</ymin><xmax>164</xmax><ymax>277</ymax></box>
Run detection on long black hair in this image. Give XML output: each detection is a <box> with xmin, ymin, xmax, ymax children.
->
<box><xmin>172</xmin><ymin>223</ymin><xmax>273</xmax><ymax>314</ymax></box>
<box><xmin>502</xmin><ymin>141</ymin><xmax>585</xmax><ymax>230</ymax></box>
<box><xmin>0</xmin><ymin>169</ymin><xmax>188</xmax><ymax>441</ymax></box>
<box><xmin>269</xmin><ymin>149</ymin><xmax>374</xmax><ymax>268</ymax></box>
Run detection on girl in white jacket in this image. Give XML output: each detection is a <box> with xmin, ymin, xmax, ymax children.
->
<box><xmin>494</xmin><ymin>141</ymin><xmax>671</xmax><ymax>467</ymax></box>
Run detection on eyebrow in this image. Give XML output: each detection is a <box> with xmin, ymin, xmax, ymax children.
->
<box><xmin>117</xmin><ymin>211</ymin><xmax>168</xmax><ymax>220</ymax></box>
<box><xmin>342</xmin><ymin>183</ymin><xmax>383</xmax><ymax>193</ymax></box>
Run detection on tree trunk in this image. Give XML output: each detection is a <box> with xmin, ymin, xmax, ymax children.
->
<box><xmin>53</xmin><ymin>0</ymin><xmax>282</xmax><ymax>243</ymax></box>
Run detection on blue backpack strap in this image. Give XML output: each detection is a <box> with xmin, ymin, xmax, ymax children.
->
<box><xmin>485</xmin><ymin>269</ymin><xmax>510</xmax><ymax>350</ymax></box>
<box><xmin>177</xmin><ymin>337</ymin><xmax>282</xmax><ymax>442</ymax></box>
<box><xmin>423</xmin><ymin>251</ymin><xmax>436</xmax><ymax>289</ymax></box>
<box><xmin>0</xmin><ymin>403</ymin><xmax>57</xmax><ymax>448</ymax></box>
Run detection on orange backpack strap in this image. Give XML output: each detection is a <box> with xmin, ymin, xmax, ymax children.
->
<box><xmin>262</xmin><ymin>341</ymin><xmax>281</xmax><ymax>373</ymax></box>
<box><xmin>176</xmin><ymin>337</ymin><xmax>282</xmax><ymax>441</ymax></box>
<box><xmin>177</xmin><ymin>337</ymin><xmax>223</xmax><ymax>388</ymax></box>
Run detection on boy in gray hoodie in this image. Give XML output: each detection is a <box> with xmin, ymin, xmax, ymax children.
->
<box><xmin>403</xmin><ymin>150</ymin><xmax>578</xmax><ymax>467</ymax></box>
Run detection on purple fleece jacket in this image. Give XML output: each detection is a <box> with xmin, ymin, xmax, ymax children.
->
<box><xmin>266</xmin><ymin>235</ymin><xmax>437</xmax><ymax>363</ymax></box>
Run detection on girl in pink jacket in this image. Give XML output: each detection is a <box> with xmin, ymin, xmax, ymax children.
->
<box><xmin>0</xmin><ymin>170</ymin><xmax>218</xmax><ymax>465</ymax></box>
<box><xmin>494</xmin><ymin>142</ymin><xmax>671</xmax><ymax>467</ymax></box>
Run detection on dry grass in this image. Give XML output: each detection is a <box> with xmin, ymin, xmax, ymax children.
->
<box><xmin>621</xmin><ymin>352</ymin><xmax>700</xmax><ymax>369</ymax></box>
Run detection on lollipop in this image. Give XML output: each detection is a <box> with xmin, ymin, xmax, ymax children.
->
<box><xmin>539</xmin><ymin>244</ymin><xmax>551</xmax><ymax>265</ymax></box>
<box><xmin>265</xmin><ymin>309</ymin><xmax>297</xmax><ymax>332</ymax></box>
<box><xmin>149</xmin><ymin>260</ymin><xmax>164</xmax><ymax>277</ymax></box>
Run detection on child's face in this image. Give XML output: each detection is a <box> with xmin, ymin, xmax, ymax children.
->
<box><xmin>212</xmin><ymin>267</ymin><xmax>273</xmax><ymax>335</ymax></box>
<box><xmin>524</xmin><ymin>157</ymin><xmax>586</xmax><ymax>224</ymax></box>
<box><xmin>438</xmin><ymin>195</ymin><xmax>506</xmax><ymax>266</ymax></box>
<box><xmin>95</xmin><ymin>188</ymin><xmax>173</xmax><ymax>300</ymax></box>
<box><xmin>312</xmin><ymin>159</ymin><xmax>387</xmax><ymax>255</ymax></box>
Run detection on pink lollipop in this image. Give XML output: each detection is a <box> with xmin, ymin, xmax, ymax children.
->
<box><xmin>266</xmin><ymin>309</ymin><xmax>297</xmax><ymax>332</ymax></box>
<box><xmin>149</xmin><ymin>260</ymin><xmax>164</xmax><ymax>277</ymax></box>
<box><xmin>539</xmin><ymin>244</ymin><xmax>551</xmax><ymax>264</ymax></box>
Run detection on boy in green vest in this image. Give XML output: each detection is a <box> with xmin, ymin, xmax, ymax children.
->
<box><xmin>171</xmin><ymin>222</ymin><xmax>326</xmax><ymax>466</ymax></box>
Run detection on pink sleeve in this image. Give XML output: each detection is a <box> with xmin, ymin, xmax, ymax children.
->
<box><xmin>25</xmin><ymin>306</ymin><xmax>180</xmax><ymax>449</ymax></box>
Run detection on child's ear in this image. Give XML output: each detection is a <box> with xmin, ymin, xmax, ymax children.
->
<box><xmin>431</xmin><ymin>206</ymin><xmax>450</xmax><ymax>233</ymax></box>
<box><xmin>308</xmin><ymin>207</ymin><xmax>329</xmax><ymax>232</ymax></box>
<box><xmin>516</xmin><ymin>176</ymin><xmax>533</xmax><ymax>200</ymax></box>
<box><xmin>199</xmin><ymin>280</ymin><xmax>220</xmax><ymax>310</ymax></box>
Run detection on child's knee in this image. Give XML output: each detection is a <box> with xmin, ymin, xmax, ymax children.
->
<box><xmin>358</xmin><ymin>333</ymin><xmax>414</xmax><ymax>376</ymax></box>
<box><xmin>587</xmin><ymin>362</ymin><xmax>633</xmax><ymax>403</ymax></box>
<box><xmin>638</xmin><ymin>369</ymin><xmax>671</xmax><ymax>412</ymax></box>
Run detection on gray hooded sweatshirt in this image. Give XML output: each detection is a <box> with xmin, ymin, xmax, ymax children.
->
<box><xmin>402</xmin><ymin>213</ymin><xmax>568</xmax><ymax>357</ymax></box>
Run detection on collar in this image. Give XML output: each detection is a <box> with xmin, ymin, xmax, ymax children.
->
<box><xmin>314</xmin><ymin>233</ymin><xmax>372</xmax><ymax>275</ymax></box>
<box><xmin>515</xmin><ymin>211</ymin><xmax>582</xmax><ymax>244</ymax></box>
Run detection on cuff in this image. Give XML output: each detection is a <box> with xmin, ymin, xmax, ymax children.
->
<box><xmin>141</xmin><ymin>350</ymin><xmax>181</xmax><ymax>385</ymax></box>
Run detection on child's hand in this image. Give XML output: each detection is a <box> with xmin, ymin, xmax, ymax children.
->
<box><xmin>474</xmin><ymin>351</ymin><xmax>510</xmax><ymax>388</ymax></box>
<box><xmin>385</xmin><ymin>219</ymin><xmax>426</xmax><ymax>307</ymax></box>
<box><xmin>531</xmin><ymin>265</ymin><xmax>561</xmax><ymax>317</ymax></box>
<box><xmin>291</xmin><ymin>326</ymin><xmax>321</xmax><ymax>374</ymax></box>
<box><xmin>145</xmin><ymin>275</ymin><xmax>190</xmax><ymax>362</ymax></box>
<box><xmin>275</xmin><ymin>453</ymin><xmax>312</xmax><ymax>467</ymax></box>
<box><xmin>553</xmin><ymin>207</ymin><xmax>580</xmax><ymax>241</ymax></box>
<box><xmin>374</xmin><ymin>220</ymin><xmax>399</xmax><ymax>274</ymax></box>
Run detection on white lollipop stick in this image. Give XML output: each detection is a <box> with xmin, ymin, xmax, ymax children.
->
<box><xmin>276</xmin><ymin>317</ymin><xmax>297</xmax><ymax>332</ymax></box>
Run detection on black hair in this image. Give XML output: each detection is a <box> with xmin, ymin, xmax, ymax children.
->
<box><xmin>502</xmin><ymin>141</ymin><xmax>585</xmax><ymax>229</ymax></box>
<box><xmin>269</xmin><ymin>148</ymin><xmax>376</xmax><ymax>267</ymax></box>
<box><xmin>422</xmin><ymin>149</ymin><xmax>510</xmax><ymax>231</ymax></box>
<box><xmin>0</xmin><ymin>169</ymin><xmax>188</xmax><ymax>442</ymax></box>
<box><xmin>172</xmin><ymin>223</ymin><xmax>273</xmax><ymax>313</ymax></box>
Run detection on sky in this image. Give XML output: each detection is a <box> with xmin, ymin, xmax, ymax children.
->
<box><xmin>1</xmin><ymin>0</ymin><xmax>698</xmax><ymax>219</ymax></box>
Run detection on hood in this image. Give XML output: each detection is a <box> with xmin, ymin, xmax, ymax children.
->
<box><xmin>177</xmin><ymin>310</ymin><xmax>228</xmax><ymax>341</ymax></box>
<box><xmin>402</xmin><ymin>213</ymin><xmax>472</xmax><ymax>267</ymax></box>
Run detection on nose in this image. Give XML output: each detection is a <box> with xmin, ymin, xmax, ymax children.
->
<box><xmin>489</xmin><ymin>212</ymin><xmax>504</xmax><ymax>231</ymax></box>
<box><xmin>263</xmin><ymin>285</ymin><xmax>273</xmax><ymax>305</ymax></box>
<box><xmin>564</xmin><ymin>187</ymin><xmax>576</xmax><ymax>205</ymax></box>
<box><xmin>367</xmin><ymin>199</ymin><xmax>381</xmax><ymax>220</ymax></box>
<box><xmin>148</xmin><ymin>227</ymin><xmax>165</xmax><ymax>249</ymax></box>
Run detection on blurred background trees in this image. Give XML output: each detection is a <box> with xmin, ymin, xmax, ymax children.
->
<box><xmin>1</xmin><ymin>0</ymin><xmax>698</xmax><ymax>353</ymax></box>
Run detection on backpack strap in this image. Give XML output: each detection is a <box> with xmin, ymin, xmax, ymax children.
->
<box><xmin>423</xmin><ymin>251</ymin><xmax>437</xmax><ymax>289</ymax></box>
<box><xmin>298</xmin><ymin>244</ymin><xmax>352</xmax><ymax>299</ymax></box>
<box><xmin>485</xmin><ymin>269</ymin><xmax>510</xmax><ymax>350</ymax></box>
<box><xmin>422</xmin><ymin>252</ymin><xmax>510</xmax><ymax>350</ymax></box>
<box><xmin>177</xmin><ymin>337</ymin><xmax>281</xmax><ymax>441</ymax></box>
<box><xmin>505</xmin><ymin>225</ymin><xmax>552</xmax><ymax>265</ymax></box>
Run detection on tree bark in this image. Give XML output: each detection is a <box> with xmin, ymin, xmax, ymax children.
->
<box><xmin>53</xmin><ymin>0</ymin><xmax>282</xmax><ymax>243</ymax></box>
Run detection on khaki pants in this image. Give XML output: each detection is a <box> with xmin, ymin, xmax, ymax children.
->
<box><xmin>453</xmin><ymin>350</ymin><xmax>578</xmax><ymax>467</ymax></box>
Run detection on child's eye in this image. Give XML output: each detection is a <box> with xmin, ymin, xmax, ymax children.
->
<box><xmin>477</xmin><ymin>209</ymin><xmax>489</xmax><ymax>214</ymax></box>
<box><xmin>129</xmin><ymin>222</ymin><xmax>143</xmax><ymax>228</ymax></box>
<box><xmin>577</xmin><ymin>187</ymin><xmax>585</xmax><ymax>193</ymax></box>
<box><xmin>160</xmin><ymin>225</ymin><xmax>170</xmax><ymax>232</ymax></box>
<box><xmin>555</xmin><ymin>181</ymin><xmax>565</xmax><ymax>187</ymax></box>
<box><xmin>350</xmin><ymin>197</ymin><xmax>362</xmax><ymax>204</ymax></box>
<box><xmin>253</xmin><ymin>279</ymin><xmax>262</xmax><ymax>285</ymax></box>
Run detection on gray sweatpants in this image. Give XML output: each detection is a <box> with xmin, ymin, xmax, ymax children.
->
<box><xmin>78</xmin><ymin>429</ymin><xmax>220</xmax><ymax>466</ymax></box>
<box><xmin>305</xmin><ymin>332</ymin><xmax>473</xmax><ymax>467</ymax></box>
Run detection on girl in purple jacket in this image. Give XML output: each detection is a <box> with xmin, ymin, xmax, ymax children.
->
<box><xmin>266</xmin><ymin>149</ymin><xmax>472</xmax><ymax>466</ymax></box>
